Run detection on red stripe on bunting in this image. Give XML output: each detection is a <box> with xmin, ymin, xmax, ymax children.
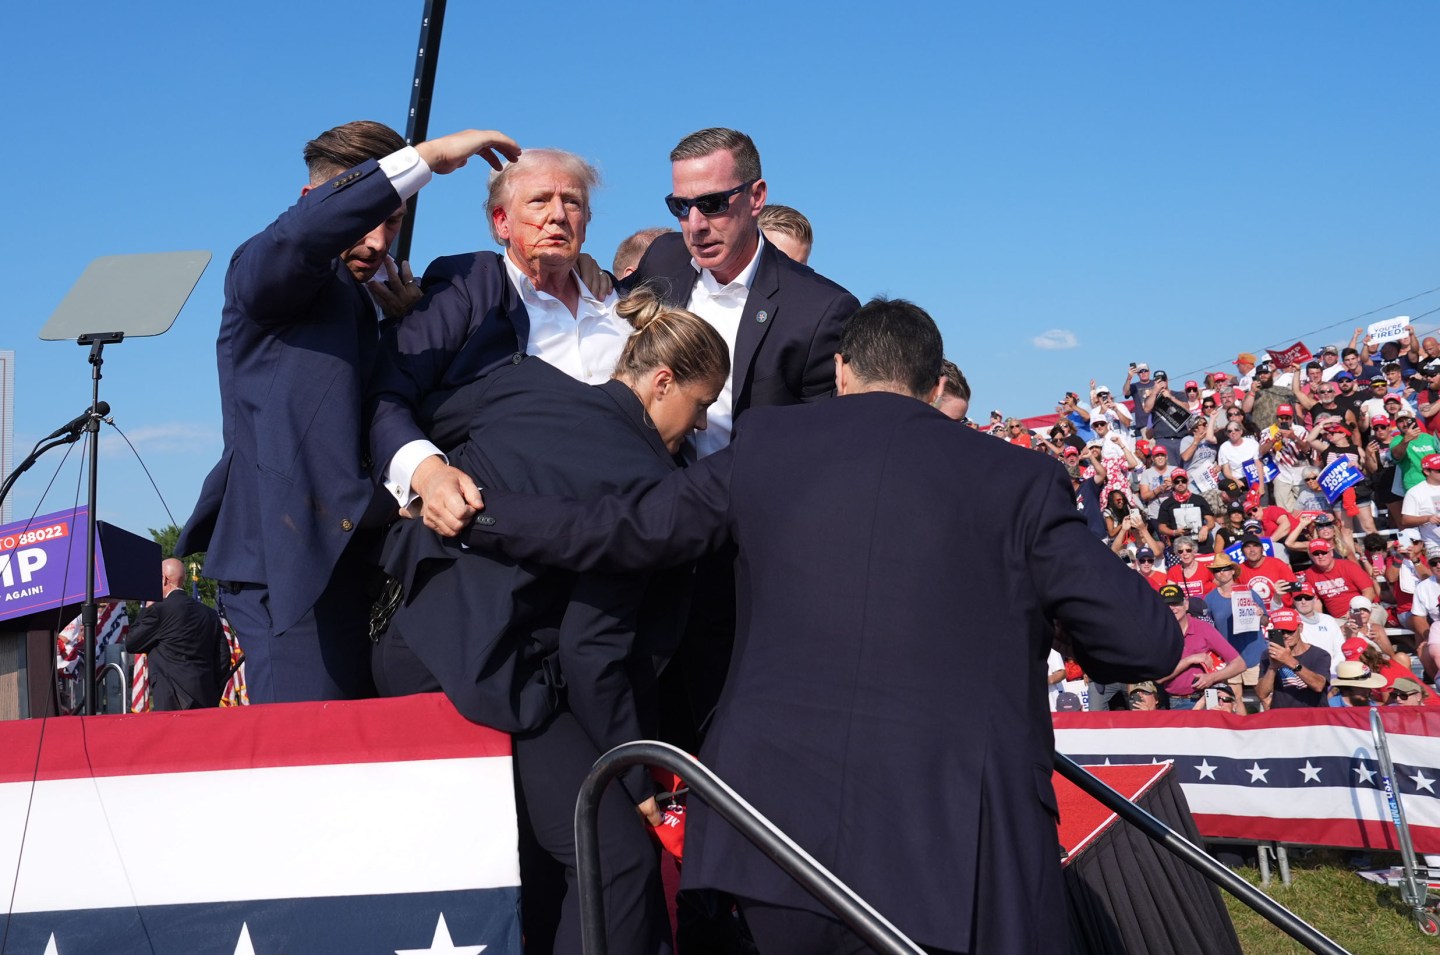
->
<box><xmin>0</xmin><ymin>693</ymin><xmax>509</xmax><ymax>784</ymax></box>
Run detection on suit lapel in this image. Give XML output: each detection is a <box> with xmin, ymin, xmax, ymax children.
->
<box><xmin>598</xmin><ymin>379</ymin><xmax>677</xmax><ymax>468</ymax></box>
<box><xmin>731</xmin><ymin>242</ymin><xmax>780</xmax><ymax>410</ymax></box>
<box><xmin>499</xmin><ymin>260</ymin><xmax>532</xmax><ymax>355</ymax></box>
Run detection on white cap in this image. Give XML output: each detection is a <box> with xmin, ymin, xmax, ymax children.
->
<box><xmin>1399</xmin><ymin>528</ymin><xmax>1422</xmax><ymax>545</ymax></box>
<box><xmin>1349</xmin><ymin>595</ymin><xmax>1374</xmax><ymax>612</ymax></box>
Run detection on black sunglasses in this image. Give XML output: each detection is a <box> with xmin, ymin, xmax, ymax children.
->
<box><xmin>664</xmin><ymin>180</ymin><xmax>756</xmax><ymax>218</ymax></box>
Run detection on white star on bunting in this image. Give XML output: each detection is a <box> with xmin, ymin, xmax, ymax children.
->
<box><xmin>1299</xmin><ymin>762</ymin><xmax>1322</xmax><ymax>784</ymax></box>
<box><xmin>1411</xmin><ymin>771</ymin><xmax>1436</xmax><ymax>795</ymax></box>
<box><xmin>1355</xmin><ymin>764</ymin><xmax>1376</xmax><ymax>785</ymax></box>
<box><xmin>1194</xmin><ymin>760</ymin><xmax>1217</xmax><ymax>781</ymax></box>
<box><xmin>234</xmin><ymin>923</ymin><xmax>256</xmax><ymax>955</ymax></box>
<box><xmin>42</xmin><ymin>934</ymin><xmax>59</xmax><ymax>955</ymax></box>
<box><xmin>1246</xmin><ymin>763</ymin><xmax>1270</xmax><ymax>784</ymax></box>
<box><xmin>396</xmin><ymin>914</ymin><xmax>486</xmax><ymax>955</ymax></box>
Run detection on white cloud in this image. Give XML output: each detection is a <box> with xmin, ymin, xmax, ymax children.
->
<box><xmin>1030</xmin><ymin>328</ymin><xmax>1079</xmax><ymax>350</ymax></box>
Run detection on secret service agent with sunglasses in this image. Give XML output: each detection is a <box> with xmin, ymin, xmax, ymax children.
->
<box><xmin>626</xmin><ymin>127</ymin><xmax>860</xmax><ymax>449</ymax></box>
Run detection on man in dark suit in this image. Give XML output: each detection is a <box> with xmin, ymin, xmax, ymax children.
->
<box><xmin>177</xmin><ymin>120</ymin><xmax>520</xmax><ymax>703</ymax></box>
<box><xmin>366</xmin><ymin>148</ymin><xmax>632</xmax><ymax>540</ymax></box>
<box><xmin>632</xmin><ymin>127</ymin><xmax>859</xmax><ymax>454</ymax></box>
<box><xmin>124</xmin><ymin>559</ymin><xmax>228</xmax><ymax>711</ymax></box>
<box><xmin>628</xmin><ymin>129</ymin><xmax>862</xmax><ymax>751</ymax></box>
<box><xmin>466</xmin><ymin>299</ymin><xmax>1182</xmax><ymax>954</ymax></box>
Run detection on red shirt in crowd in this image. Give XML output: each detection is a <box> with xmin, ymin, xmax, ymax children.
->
<box><xmin>1255</xmin><ymin>505</ymin><xmax>1295</xmax><ymax>539</ymax></box>
<box><xmin>1143</xmin><ymin>570</ymin><xmax>1169</xmax><ymax>590</ymax></box>
<box><xmin>1167</xmin><ymin>562</ymin><xmax>1213</xmax><ymax>597</ymax></box>
<box><xmin>1237</xmin><ymin>556</ymin><xmax>1296</xmax><ymax>608</ymax></box>
<box><xmin>1305</xmin><ymin>557</ymin><xmax>1375</xmax><ymax>617</ymax></box>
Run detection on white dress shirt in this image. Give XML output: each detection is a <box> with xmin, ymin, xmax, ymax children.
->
<box><xmin>384</xmin><ymin>254</ymin><xmax>626</xmax><ymax>508</ymax></box>
<box><xmin>685</xmin><ymin>233</ymin><xmax>766</xmax><ymax>458</ymax></box>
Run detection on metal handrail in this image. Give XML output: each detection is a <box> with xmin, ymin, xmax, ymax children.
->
<box><xmin>1054</xmin><ymin>752</ymin><xmax>1349</xmax><ymax>954</ymax></box>
<box><xmin>574</xmin><ymin>740</ymin><xmax>924</xmax><ymax>955</ymax></box>
<box><xmin>95</xmin><ymin>661</ymin><xmax>129</xmax><ymax>714</ymax></box>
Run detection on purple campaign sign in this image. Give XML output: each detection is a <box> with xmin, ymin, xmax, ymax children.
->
<box><xmin>0</xmin><ymin>507</ymin><xmax>109</xmax><ymax>624</ymax></box>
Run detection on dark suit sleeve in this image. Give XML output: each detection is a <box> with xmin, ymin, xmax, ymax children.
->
<box><xmin>799</xmin><ymin>290</ymin><xmax>859</xmax><ymax>402</ymax></box>
<box><xmin>1026</xmin><ymin>468</ymin><xmax>1183</xmax><ymax>682</ymax></box>
<box><xmin>469</xmin><ymin>447</ymin><xmax>735</xmax><ymax>572</ymax></box>
<box><xmin>229</xmin><ymin>160</ymin><xmax>400</xmax><ymax>326</ymax></box>
<box><xmin>367</xmin><ymin>257</ymin><xmax>484</xmax><ymax>474</ymax></box>
<box><xmin>123</xmin><ymin>600</ymin><xmax>173</xmax><ymax>655</ymax></box>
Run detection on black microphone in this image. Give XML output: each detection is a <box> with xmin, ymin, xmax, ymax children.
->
<box><xmin>46</xmin><ymin>402</ymin><xmax>110</xmax><ymax>440</ymax></box>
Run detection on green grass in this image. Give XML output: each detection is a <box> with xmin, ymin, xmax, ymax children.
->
<box><xmin>1220</xmin><ymin>849</ymin><xmax>1439</xmax><ymax>953</ymax></box>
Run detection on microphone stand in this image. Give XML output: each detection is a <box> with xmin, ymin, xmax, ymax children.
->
<box><xmin>78</xmin><ymin>332</ymin><xmax>123</xmax><ymax>715</ymax></box>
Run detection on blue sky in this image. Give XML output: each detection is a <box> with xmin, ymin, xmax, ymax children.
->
<box><xmin>3</xmin><ymin>1</ymin><xmax>1438</xmax><ymax>537</ymax></box>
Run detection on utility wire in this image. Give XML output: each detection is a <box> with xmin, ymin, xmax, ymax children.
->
<box><xmin>1175</xmin><ymin>282</ymin><xmax>1440</xmax><ymax>380</ymax></box>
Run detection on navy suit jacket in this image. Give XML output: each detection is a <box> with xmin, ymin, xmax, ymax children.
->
<box><xmin>380</xmin><ymin>358</ymin><xmax>687</xmax><ymax>799</ymax></box>
<box><xmin>179</xmin><ymin>160</ymin><xmax>399</xmax><ymax>634</ymax></box>
<box><xmin>123</xmin><ymin>590</ymin><xmax>228</xmax><ymax>711</ymax></box>
<box><xmin>367</xmin><ymin>251</ymin><xmax>529</xmax><ymax>474</ymax></box>
<box><xmin>629</xmin><ymin>231</ymin><xmax>858</xmax><ymax>417</ymax></box>
<box><xmin>470</xmin><ymin>393</ymin><xmax>1182</xmax><ymax>952</ymax></box>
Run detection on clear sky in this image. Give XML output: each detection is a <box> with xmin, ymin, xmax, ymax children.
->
<box><xmin>3</xmin><ymin>1</ymin><xmax>1438</xmax><ymax>538</ymax></box>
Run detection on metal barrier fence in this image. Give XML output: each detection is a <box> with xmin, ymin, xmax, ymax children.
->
<box><xmin>575</xmin><ymin>742</ymin><xmax>1351</xmax><ymax>955</ymax></box>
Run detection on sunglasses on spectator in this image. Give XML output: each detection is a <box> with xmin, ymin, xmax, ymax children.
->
<box><xmin>1173</xmin><ymin>477</ymin><xmax>1189</xmax><ymax>483</ymax></box>
<box><xmin>1138</xmin><ymin>557</ymin><xmax>1155</xmax><ymax>564</ymax></box>
<box><xmin>1429</xmin><ymin>557</ymin><xmax>1440</xmax><ymax>567</ymax></box>
<box><xmin>1130</xmin><ymin>688</ymin><xmax>1155</xmax><ymax>698</ymax></box>
<box><xmin>1093</xmin><ymin>421</ymin><xmax>1109</xmax><ymax>428</ymax></box>
<box><xmin>664</xmin><ymin>179</ymin><xmax>756</xmax><ymax>218</ymax></box>
<box><xmin>1395</xmin><ymin>688</ymin><xmax>1421</xmax><ymax>700</ymax></box>
<box><xmin>1372</xmin><ymin>382</ymin><xmax>1388</xmax><ymax>388</ymax></box>
<box><xmin>1294</xmin><ymin>594</ymin><xmax>1315</xmax><ymax>601</ymax></box>
<box><xmin>1176</xmin><ymin>547</ymin><xmax>1196</xmax><ymax>554</ymax></box>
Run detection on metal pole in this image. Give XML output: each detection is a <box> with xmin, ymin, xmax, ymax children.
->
<box><xmin>80</xmin><ymin>341</ymin><xmax>108</xmax><ymax>716</ymax></box>
<box><xmin>392</xmin><ymin>0</ymin><xmax>447</xmax><ymax>266</ymax></box>
<box><xmin>1054</xmin><ymin>752</ymin><xmax>1349</xmax><ymax>955</ymax></box>
<box><xmin>575</xmin><ymin>741</ymin><xmax>924</xmax><ymax>955</ymax></box>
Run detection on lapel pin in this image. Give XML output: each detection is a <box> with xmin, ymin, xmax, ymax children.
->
<box><xmin>756</xmin><ymin>310</ymin><xmax>768</xmax><ymax>324</ymax></box>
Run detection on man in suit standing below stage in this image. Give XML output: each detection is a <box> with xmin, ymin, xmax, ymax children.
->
<box><xmin>178</xmin><ymin>120</ymin><xmax>520</xmax><ymax>704</ymax></box>
<box><xmin>466</xmin><ymin>299</ymin><xmax>1181</xmax><ymax>954</ymax></box>
<box><xmin>629</xmin><ymin>128</ymin><xmax>860</xmax><ymax>748</ymax></box>
<box><xmin>124</xmin><ymin>559</ymin><xmax>228</xmax><ymax>711</ymax></box>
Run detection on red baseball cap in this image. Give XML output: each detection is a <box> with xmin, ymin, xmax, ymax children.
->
<box><xmin>1276</xmin><ymin>404</ymin><xmax>1294</xmax><ymax>416</ymax></box>
<box><xmin>1270</xmin><ymin>608</ymin><xmax>1300</xmax><ymax>631</ymax></box>
<box><xmin>1423</xmin><ymin>454</ymin><xmax>1440</xmax><ymax>471</ymax></box>
<box><xmin>1341</xmin><ymin>637</ymin><xmax>1369</xmax><ymax>662</ymax></box>
<box><xmin>1308</xmin><ymin>539</ymin><xmax>1333</xmax><ymax>553</ymax></box>
<box><xmin>1185</xmin><ymin>380</ymin><xmax>1199</xmax><ymax>390</ymax></box>
<box><xmin>1062</xmin><ymin>445</ymin><xmax>1080</xmax><ymax>456</ymax></box>
<box><xmin>1372</xmin><ymin>415</ymin><xmax>1392</xmax><ymax>427</ymax></box>
<box><xmin>1213</xmin><ymin>372</ymin><xmax>1229</xmax><ymax>382</ymax></box>
<box><xmin>1170</xmin><ymin>467</ymin><xmax>1188</xmax><ymax>479</ymax></box>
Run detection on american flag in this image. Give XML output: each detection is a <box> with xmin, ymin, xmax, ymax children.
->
<box><xmin>130</xmin><ymin>653</ymin><xmax>150</xmax><ymax>713</ymax></box>
<box><xmin>1055</xmin><ymin>708</ymin><xmax>1440</xmax><ymax>852</ymax></box>
<box><xmin>217</xmin><ymin>601</ymin><xmax>248</xmax><ymax>706</ymax></box>
<box><xmin>55</xmin><ymin>600</ymin><xmax>129</xmax><ymax>676</ymax></box>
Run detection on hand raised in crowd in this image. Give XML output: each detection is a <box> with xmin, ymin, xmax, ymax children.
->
<box><xmin>409</xmin><ymin>456</ymin><xmax>485</xmax><ymax>537</ymax></box>
<box><xmin>367</xmin><ymin>256</ymin><xmax>423</xmax><ymax>320</ymax></box>
<box><xmin>416</xmin><ymin>129</ymin><xmax>521</xmax><ymax>175</ymax></box>
<box><xmin>1265</xmin><ymin>640</ymin><xmax>1300</xmax><ymax>670</ymax></box>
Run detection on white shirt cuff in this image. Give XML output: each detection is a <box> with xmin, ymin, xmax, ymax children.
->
<box><xmin>386</xmin><ymin>440</ymin><xmax>445</xmax><ymax>510</ymax></box>
<box><xmin>378</xmin><ymin>146</ymin><xmax>433</xmax><ymax>202</ymax></box>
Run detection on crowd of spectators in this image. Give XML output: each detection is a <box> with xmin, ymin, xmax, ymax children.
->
<box><xmin>966</xmin><ymin>326</ymin><xmax>1440</xmax><ymax>711</ymax></box>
